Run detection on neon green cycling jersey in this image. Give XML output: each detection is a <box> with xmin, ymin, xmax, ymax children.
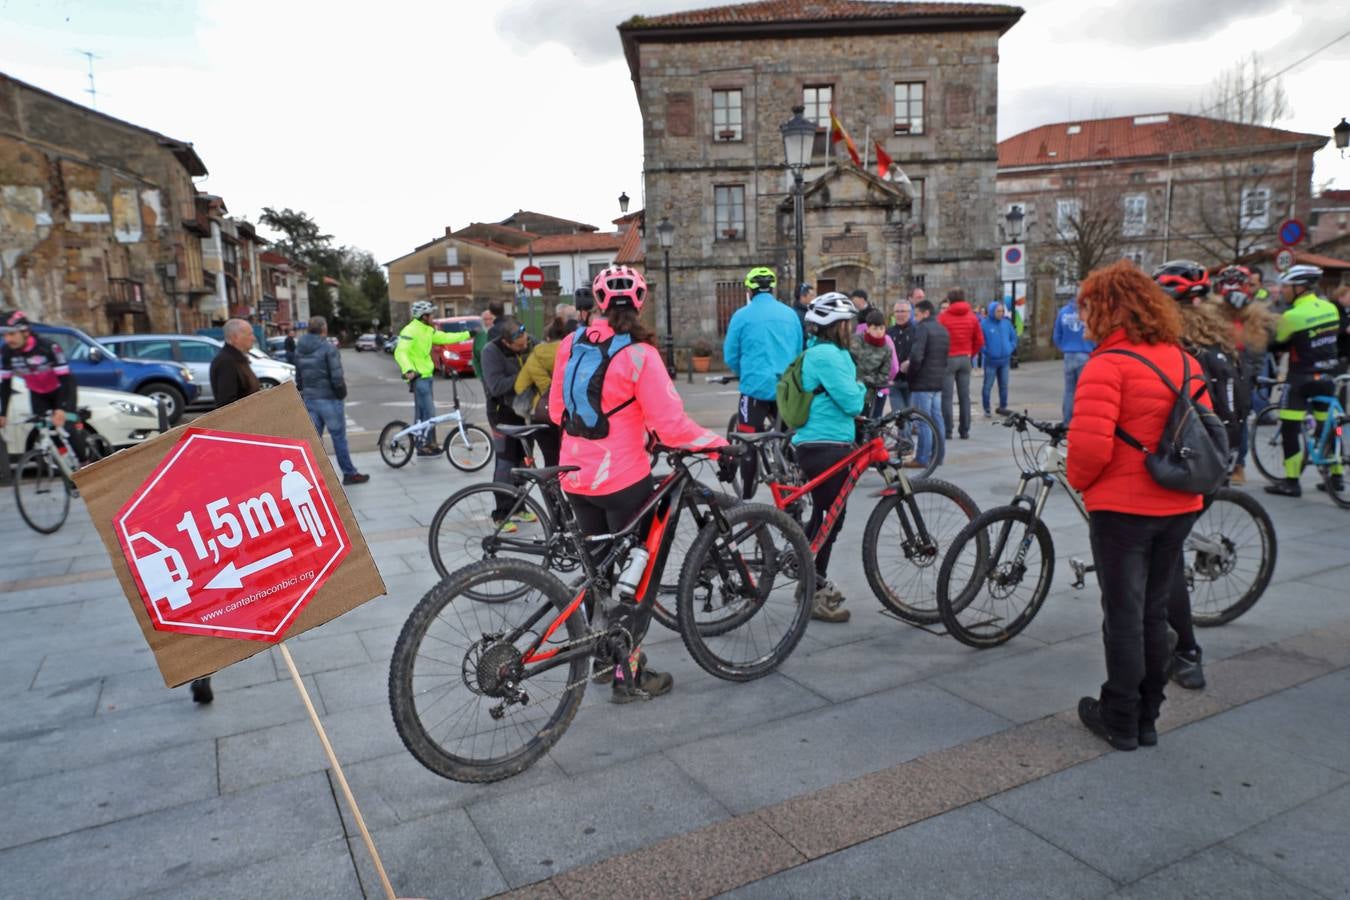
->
<box><xmin>1273</xmin><ymin>292</ymin><xmax>1340</xmax><ymax>377</ymax></box>
<box><xmin>394</xmin><ymin>319</ymin><xmax>469</xmax><ymax>379</ymax></box>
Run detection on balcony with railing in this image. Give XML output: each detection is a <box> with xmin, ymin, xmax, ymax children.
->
<box><xmin>106</xmin><ymin>278</ymin><xmax>146</xmax><ymax>313</ymax></box>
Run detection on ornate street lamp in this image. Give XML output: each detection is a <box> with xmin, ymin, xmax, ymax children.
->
<box><xmin>657</xmin><ymin>217</ymin><xmax>675</xmax><ymax>374</ymax></box>
<box><xmin>1334</xmin><ymin>118</ymin><xmax>1350</xmax><ymax>157</ymax></box>
<box><xmin>618</xmin><ymin>191</ymin><xmax>630</xmax><ymax>214</ymax></box>
<box><xmin>780</xmin><ymin>105</ymin><xmax>817</xmax><ymax>299</ymax></box>
<box><xmin>1005</xmin><ymin>204</ymin><xmax>1025</xmax><ymax>242</ymax></box>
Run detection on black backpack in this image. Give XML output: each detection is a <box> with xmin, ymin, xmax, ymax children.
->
<box><xmin>1105</xmin><ymin>349</ymin><xmax>1229</xmax><ymax>496</ymax></box>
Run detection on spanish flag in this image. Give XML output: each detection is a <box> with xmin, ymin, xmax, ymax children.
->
<box><xmin>874</xmin><ymin>140</ymin><xmax>894</xmax><ymax>180</ymax></box>
<box><xmin>829</xmin><ymin>110</ymin><xmax>862</xmax><ymax>167</ymax></box>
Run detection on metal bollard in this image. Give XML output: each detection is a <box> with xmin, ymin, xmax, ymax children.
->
<box><xmin>156</xmin><ymin>398</ymin><xmax>170</xmax><ymax>434</ymax></box>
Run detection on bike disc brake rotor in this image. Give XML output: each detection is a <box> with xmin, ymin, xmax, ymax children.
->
<box><xmin>1191</xmin><ymin>534</ymin><xmax>1237</xmax><ymax>580</ymax></box>
<box><xmin>987</xmin><ymin>562</ymin><xmax>1026</xmax><ymax>600</ymax></box>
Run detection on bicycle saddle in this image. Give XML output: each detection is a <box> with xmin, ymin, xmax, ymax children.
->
<box><xmin>727</xmin><ymin>431</ymin><xmax>788</xmax><ymax>446</ymax></box>
<box><xmin>510</xmin><ymin>465</ymin><xmax>580</xmax><ymax>483</ymax></box>
<box><xmin>498</xmin><ymin>423</ymin><xmax>552</xmax><ymax>438</ymax></box>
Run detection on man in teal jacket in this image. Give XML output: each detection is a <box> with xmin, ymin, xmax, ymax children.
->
<box><xmin>723</xmin><ymin>266</ymin><xmax>803</xmax><ymax>497</ymax></box>
<box><xmin>394</xmin><ymin>300</ymin><xmax>470</xmax><ymax>455</ymax></box>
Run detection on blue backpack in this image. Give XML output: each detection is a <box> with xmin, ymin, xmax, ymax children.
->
<box><xmin>561</xmin><ymin>330</ymin><xmax>637</xmax><ymax>439</ymax></box>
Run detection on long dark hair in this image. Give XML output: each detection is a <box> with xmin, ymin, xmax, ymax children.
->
<box><xmin>607</xmin><ymin>306</ymin><xmax>654</xmax><ymax>344</ymax></box>
<box><xmin>818</xmin><ymin>318</ymin><xmax>853</xmax><ymax>350</ymax></box>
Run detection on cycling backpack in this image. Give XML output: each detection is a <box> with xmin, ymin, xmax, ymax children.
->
<box><xmin>775</xmin><ymin>351</ymin><xmax>823</xmax><ymax>429</ymax></box>
<box><xmin>560</xmin><ymin>330</ymin><xmax>637</xmax><ymax>439</ymax></box>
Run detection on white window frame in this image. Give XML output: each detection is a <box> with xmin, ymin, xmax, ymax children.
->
<box><xmin>1056</xmin><ymin>198</ymin><xmax>1081</xmax><ymax>237</ymax></box>
<box><xmin>1241</xmin><ymin>187</ymin><xmax>1270</xmax><ymax>230</ymax></box>
<box><xmin>712</xmin><ymin>89</ymin><xmax>743</xmax><ymax>141</ymax></box>
<box><xmin>714</xmin><ymin>184</ymin><xmax>746</xmax><ymax>238</ymax></box>
<box><xmin>802</xmin><ymin>85</ymin><xmax>833</xmax><ymax>128</ymax></box>
<box><xmin>540</xmin><ymin>264</ymin><xmax>561</xmax><ymax>284</ymax></box>
<box><xmin>403</xmin><ymin>273</ymin><xmax>426</xmax><ymax>287</ymax></box>
<box><xmin>431</xmin><ymin>270</ymin><xmax>449</xmax><ymax>286</ymax></box>
<box><xmin>449</xmin><ymin>271</ymin><xmax>465</xmax><ymax>287</ymax></box>
<box><xmin>893</xmin><ymin>82</ymin><xmax>925</xmax><ymax>135</ymax></box>
<box><xmin>1122</xmin><ymin>194</ymin><xmax>1148</xmax><ymax>237</ymax></box>
<box><xmin>445</xmin><ymin>247</ymin><xmax>459</xmax><ymax>266</ymax></box>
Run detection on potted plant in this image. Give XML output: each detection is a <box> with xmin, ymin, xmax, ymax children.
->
<box><xmin>690</xmin><ymin>339</ymin><xmax>713</xmax><ymax>373</ymax></box>
<box><xmin>721</xmin><ymin>227</ymin><xmax>740</xmax><ymax>239</ymax></box>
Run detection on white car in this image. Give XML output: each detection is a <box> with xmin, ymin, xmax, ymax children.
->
<box><xmin>3</xmin><ymin>378</ymin><xmax>160</xmax><ymax>457</ymax></box>
<box><xmin>98</xmin><ymin>334</ymin><xmax>296</xmax><ymax>406</ymax></box>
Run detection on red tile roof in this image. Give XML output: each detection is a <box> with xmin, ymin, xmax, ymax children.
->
<box><xmin>625</xmin><ymin>0</ymin><xmax>1021</xmax><ymax>28</ymax></box>
<box><xmin>998</xmin><ymin>113</ymin><xmax>1327</xmax><ymax>168</ymax></box>
<box><xmin>509</xmin><ymin>232</ymin><xmax>626</xmax><ymax>256</ymax></box>
<box><xmin>615</xmin><ymin>223</ymin><xmax>645</xmax><ymax>266</ymax></box>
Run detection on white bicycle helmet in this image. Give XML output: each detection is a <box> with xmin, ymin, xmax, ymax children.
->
<box><xmin>1278</xmin><ymin>264</ymin><xmax>1323</xmax><ymax>288</ymax></box>
<box><xmin>410</xmin><ymin>300</ymin><xmax>435</xmax><ymax>319</ymax></box>
<box><xmin>804</xmin><ymin>291</ymin><xmax>857</xmax><ymax>326</ymax></box>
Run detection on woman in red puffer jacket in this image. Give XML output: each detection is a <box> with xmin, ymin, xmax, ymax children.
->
<box><xmin>1066</xmin><ymin>260</ymin><xmax>1211</xmax><ymax>753</ymax></box>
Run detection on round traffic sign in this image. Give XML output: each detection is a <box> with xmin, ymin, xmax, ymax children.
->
<box><xmin>1004</xmin><ymin>247</ymin><xmax>1023</xmax><ymax>264</ymax></box>
<box><xmin>1278</xmin><ymin>219</ymin><xmax>1306</xmax><ymax>247</ymax></box>
<box><xmin>520</xmin><ymin>265</ymin><xmax>544</xmax><ymax>291</ymax></box>
<box><xmin>115</xmin><ymin>428</ymin><xmax>351</xmax><ymax>642</ymax></box>
<box><xmin>1275</xmin><ymin>249</ymin><xmax>1296</xmax><ymax>273</ymax></box>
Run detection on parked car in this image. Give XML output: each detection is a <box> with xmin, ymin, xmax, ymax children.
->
<box><xmin>264</xmin><ymin>335</ymin><xmax>291</xmax><ymax>362</ymax></box>
<box><xmin>31</xmin><ymin>323</ymin><xmax>199</xmax><ymax>424</ymax></box>
<box><xmin>3</xmin><ymin>377</ymin><xmax>160</xmax><ymax>458</ymax></box>
<box><xmin>383</xmin><ymin>335</ymin><xmax>398</xmax><ymax>353</ymax></box>
<box><xmin>431</xmin><ymin>316</ymin><xmax>483</xmax><ymax>377</ymax></box>
<box><xmin>98</xmin><ymin>334</ymin><xmax>295</xmax><ymax>406</ymax></box>
<box><xmin>355</xmin><ymin>333</ymin><xmax>378</xmax><ymax>352</ymax></box>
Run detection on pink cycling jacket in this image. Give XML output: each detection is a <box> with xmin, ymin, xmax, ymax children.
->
<box><xmin>549</xmin><ymin>319</ymin><xmax>726</xmax><ymax>496</ymax></box>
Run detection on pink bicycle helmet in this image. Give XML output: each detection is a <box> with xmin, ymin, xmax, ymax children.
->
<box><xmin>592</xmin><ymin>265</ymin><xmax>647</xmax><ymax>313</ymax></box>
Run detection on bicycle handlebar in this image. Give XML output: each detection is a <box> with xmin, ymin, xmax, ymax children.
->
<box><xmin>705</xmin><ymin>375</ymin><xmax>738</xmax><ymax>385</ymax></box>
<box><xmin>999</xmin><ymin>411</ymin><xmax>1067</xmax><ymax>441</ymax></box>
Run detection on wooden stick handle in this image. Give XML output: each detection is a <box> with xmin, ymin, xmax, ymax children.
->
<box><xmin>279</xmin><ymin>642</ymin><xmax>396</xmax><ymax>900</ymax></box>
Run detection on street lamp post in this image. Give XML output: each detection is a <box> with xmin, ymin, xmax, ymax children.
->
<box><xmin>657</xmin><ymin>217</ymin><xmax>675</xmax><ymax>374</ymax></box>
<box><xmin>1004</xmin><ymin>204</ymin><xmax>1026</xmax><ymax>338</ymax></box>
<box><xmin>780</xmin><ymin>105</ymin><xmax>817</xmax><ymax>299</ymax></box>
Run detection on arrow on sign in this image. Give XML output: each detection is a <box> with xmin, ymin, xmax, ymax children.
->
<box><xmin>205</xmin><ymin>548</ymin><xmax>295</xmax><ymax>590</ymax></box>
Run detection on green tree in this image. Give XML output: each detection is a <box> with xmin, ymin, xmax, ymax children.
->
<box><xmin>259</xmin><ymin>207</ymin><xmax>333</xmax><ymax>267</ymax></box>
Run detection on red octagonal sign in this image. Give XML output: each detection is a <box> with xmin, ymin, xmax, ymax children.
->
<box><xmin>115</xmin><ymin>428</ymin><xmax>350</xmax><ymax>642</ymax></box>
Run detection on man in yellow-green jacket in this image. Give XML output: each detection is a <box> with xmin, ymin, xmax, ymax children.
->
<box><xmin>394</xmin><ymin>301</ymin><xmax>470</xmax><ymax>455</ymax></box>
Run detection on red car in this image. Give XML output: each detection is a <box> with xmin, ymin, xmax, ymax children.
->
<box><xmin>431</xmin><ymin>316</ymin><xmax>482</xmax><ymax>377</ymax></box>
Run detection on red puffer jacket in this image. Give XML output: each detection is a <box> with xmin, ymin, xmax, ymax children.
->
<box><xmin>1066</xmin><ymin>329</ymin><xmax>1208</xmax><ymax>516</ymax></box>
<box><xmin>938</xmin><ymin>301</ymin><xmax>985</xmax><ymax>358</ymax></box>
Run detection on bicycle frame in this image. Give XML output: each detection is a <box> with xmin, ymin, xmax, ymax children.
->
<box><xmin>767</xmin><ymin>437</ymin><xmax>889</xmax><ymax>553</ymax></box>
<box><xmin>27</xmin><ymin>418</ymin><xmax>79</xmax><ymax>482</ymax></box>
<box><xmin>1303</xmin><ymin>377</ymin><xmax>1349</xmax><ymax>468</ymax></box>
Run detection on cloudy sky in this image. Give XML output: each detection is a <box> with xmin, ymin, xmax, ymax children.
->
<box><xmin>1</xmin><ymin>0</ymin><xmax>1346</xmax><ymax>264</ymax></box>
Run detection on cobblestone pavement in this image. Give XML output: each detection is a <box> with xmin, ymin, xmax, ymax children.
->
<box><xmin>1</xmin><ymin>362</ymin><xmax>1347</xmax><ymax>899</ymax></box>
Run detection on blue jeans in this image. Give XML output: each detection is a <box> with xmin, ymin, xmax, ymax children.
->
<box><xmin>306</xmin><ymin>397</ymin><xmax>358</xmax><ymax>477</ymax></box>
<box><xmin>888</xmin><ymin>382</ymin><xmax>911</xmax><ymax>414</ymax></box>
<box><xmin>982</xmin><ymin>358</ymin><xmax>1010</xmax><ymax>412</ymax></box>
<box><xmin>912</xmin><ymin>390</ymin><xmax>944</xmax><ymax>466</ymax></box>
<box><xmin>413</xmin><ymin>376</ymin><xmax>437</xmax><ymax>445</ymax></box>
<box><xmin>1062</xmin><ymin>352</ymin><xmax>1091</xmax><ymax>425</ymax></box>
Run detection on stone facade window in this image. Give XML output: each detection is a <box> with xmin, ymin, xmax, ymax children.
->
<box><xmin>715</xmin><ymin>185</ymin><xmax>746</xmax><ymax>239</ymax></box>
<box><xmin>893</xmin><ymin>82</ymin><xmax>925</xmax><ymax>135</ymax></box>
<box><xmin>588</xmin><ymin>261</ymin><xmax>609</xmax><ymax>280</ymax></box>
<box><xmin>1056</xmin><ymin>198</ymin><xmax>1081</xmax><ymax>237</ymax></box>
<box><xmin>1241</xmin><ymin>187</ymin><xmax>1270</xmax><ymax>229</ymax></box>
<box><xmin>712</xmin><ymin>89</ymin><xmax>743</xmax><ymax>142</ymax></box>
<box><xmin>1122</xmin><ymin>194</ymin><xmax>1147</xmax><ymax>237</ymax></box>
<box><xmin>802</xmin><ymin>85</ymin><xmax>833</xmax><ymax>128</ymax></box>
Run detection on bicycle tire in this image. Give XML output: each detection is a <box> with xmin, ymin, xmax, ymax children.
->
<box><xmin>863</xmin><ymin>477</ymin><xmax>982</xmax><ymax>624</ymax></box>
<box><xmin>1188</xmin><ymin>488</ymin><xmax>1278</xmax><ymax>626</ymax></box>
<box><xmin>86</xmin><ymin>433</ymin><xmax>114</xmax><ymax>461</ymax></box>
<box><xmin>676</xmin><ymin>503</ymin><xmax>814</xmax><ymax>681</ymax></box>
<box><xmin>724</xmin><ymin>411</ymin><xmax>755</xmax><ymax>500</ymax></box>
<box><xmin>937</xmin><ymin>505</ymin><xmax>1054</xmax><ymax>649</ymax></box>
<box><xmin>891</xmin><ymin>407</ymin><xmax>942</xmax><ymax>478</ymax></box>
<box><xmin>446</xmin><ymin>424</ymin><xmax>494</xmax><ymax>473</ymax></box>
<box><xmin>428</xmin><ymin>483</ymin><xmax>557</xmax><ymax>594</ymax></box>
<box><xmin>650</xmin><ymin>489</ymin><xmax>741</xmax><ymax>632</ymax></box>
<box><xmin>14</xmin><ymin>449</ymin><xmax>71</xmax><ymax>534</ymax></box>
<box><xmin>379</xmin><ymin>420</ymin><xmax>415</xmax><ymax>468</ymax></box>
<box><xmin>389</xmin><ymin>558</ymin><xmax>588</xmax><ymax>783</ymax></box>
<box><xmin>1249</xmin><ymin>405</ymin><xmax>1312</xmax><ymax>484</ymax></box>
<box><xmin>1320</xmin><ymin>416</ymin><xmax>1350</xmax><ymax>510</ymax></box>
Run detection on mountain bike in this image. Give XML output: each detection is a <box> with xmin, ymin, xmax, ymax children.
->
<box><xmin>13</xmin><ymin>414</ymin><xmax>82</xmax><ymax>534</ymax></box>
<box><xmin>728</xmin><ymin>409</ymin><xmax>981</xmax><ymax>624</ymax></box>
<box><xmin>378</xmin><ymin>372</ymin><xmax>492</xmax><ymax>472</ymax></box>
<box><xmin>389</xmin><ymin>443</ymin><xmax>814</xmax><ymax>783</ymax></box>
<box><xmin>936</xmin><ymin>413</ymin><xmax>1277</xmax><ymax>649</ymax></box>
<box><xmin>426</xmin><ymin>423</ymin><xmax>740</xmax><ymax>627</ymax></box>
<box><xmin>1249</xmin><ymin>374</ymin><xmax>1350</xmax><ymax>505</ymax></box>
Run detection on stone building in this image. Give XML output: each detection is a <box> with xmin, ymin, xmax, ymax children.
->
<box><xmin>619</xmin><ymin>0</ymin><xmax>1021</xmax><ymax>350</ymax></box>
<box><xmin>0</xmin><ymin>72</ymin><xmax>210</xmax><ymax>334</ymax></box>
<box><xmin>998</xmin><ymin>113</ymin><xmax>1327</xmax><ymax>350</ymax></box>
<box><xmin>385</xmin><ymin>227</ymin><xmax>520</xmax><ymax>322</ymax></box>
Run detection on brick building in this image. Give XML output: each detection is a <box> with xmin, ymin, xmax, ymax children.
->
<box><xmin>0</xmin><ymin>72</ymin><xmax>210</xmax><ymax>334</ymax></box>
<box><xmin>619</xmin><ymin>0</ymin><xmax>1021</xmax><ymax>350</ymax></box>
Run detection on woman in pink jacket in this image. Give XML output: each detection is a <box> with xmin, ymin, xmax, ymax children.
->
<box><xmin>549</xmin><ymin>265</ymin><xmax>725</xmax><ymax>701</ymax></box>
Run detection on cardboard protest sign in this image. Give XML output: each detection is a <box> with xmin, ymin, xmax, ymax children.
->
<box><xmin>75</xmin><ymin>382</ymin><xmax>385</xmax><ymax>687</ymax></box>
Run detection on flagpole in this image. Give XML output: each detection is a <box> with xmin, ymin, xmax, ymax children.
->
<box><xmin>863</xmin><ymin>125</ymin><xmax>870</xmax><ymax>172</ymax></box>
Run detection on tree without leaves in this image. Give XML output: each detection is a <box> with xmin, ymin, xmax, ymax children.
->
<box><xmin>1043</xmin><ymin>180</ymin><xmax>1129</xmax><ymax>282</ymax></box>
<box><xmin>1201</xmin><ymin>53</ymin><xmax>1289</xmax><ymax>127</ymax></box>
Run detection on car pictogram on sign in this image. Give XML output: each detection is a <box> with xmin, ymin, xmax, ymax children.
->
<box><xmin>115</xmin><ymin>428</ymin><xmax>350</xmax><ymax>642</ymax></box>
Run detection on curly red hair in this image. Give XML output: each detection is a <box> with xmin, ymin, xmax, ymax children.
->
<box><xmin>1078</xmin><ymin>260</ymin><xmax>1182</xmax><ymax>345</ymax></box>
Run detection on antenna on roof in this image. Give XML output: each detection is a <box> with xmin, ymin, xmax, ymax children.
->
<box><xmin>75</xmin><ymin>49</ymin><xmax>101</xmax><ymax>109</ymax></box>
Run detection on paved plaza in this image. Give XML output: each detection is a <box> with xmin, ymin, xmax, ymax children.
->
<box><xmin>1</xmin><ymin>360</ymin><xmax>1348</xmax><ymax>899</ymax></box>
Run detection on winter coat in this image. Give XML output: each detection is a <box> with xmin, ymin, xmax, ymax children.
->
<box><xmin>794</xmin><ymin>336</ymin><xmax>866</xmax><ymax>445</ymax></box>
<box><xmin>1053</xmin><ymin>302</ymin><xmax>1095</xmax><ymax>354</ymax></box>
<box><xmin>980</xmin><ymin>302</ymin><xmax>1019</xmax><ymax>362</ymax></box>
<box><xmin>887</xmin><ymin>321</ymin><xmax>915</xmax><ymax>384</ymax></box>
<box><xmin>294</xmin><ymin>332</ymin><xmax>347</xmax><ymax>401</ymax></box>
<box><xmin>723</xmin><ymin>292</ymin><xmax>804</xmax><ymax>401</ymax></box>
<box><xmin>548</xmin><ymin>318</ymin><xmax>725</xmax><ymax>496</ymax></box>
<box><xmin>209</xmin><ymin>343</ymin><xmax>260</xmax><ymax>410</ymax></box>
<box><xmin>850</xmin><ymin>333</ymin><xmax>900</xmax><ymax>394</ymax></box>
<box><xmin>514</xmin><ymin>338</ymin><xmax>560</xmax><ymax>419</ymax></box>
<box><xmin>906</xmin><ymin>317</ymin><xmax>950</xmax><ymax>393</ymax></box>
<box><xmin>938</xmin><ymin>301</ymin><xmax>984</xmax><ymax>358</ymax></box>
<box><xmin>481</xmin><ymin>336</ymin><xmax>532</xmax><ymax>428</ymax></box>
<box><xmin>1065</xmin><ymin>329</ymin><xmax>1209</xmax><ymax>516</ymax></box>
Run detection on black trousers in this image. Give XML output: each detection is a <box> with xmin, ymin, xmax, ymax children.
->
<box><xmin>532</xmin><ymin>427</ymin><xmax>561</xmax><ymax>469</ymax></box>
<box><xmin>568</xmin><ymin>476</ymin><xmax>656</xmax><ymax>642</ymax></box>
<box><xmin>796</xmin><ymin>442</ymin><xmax>854</xmax><ymax>582</ymax></box>
<box><xmin>1089</xmin><ymin>509</ymin><xmax>1198</xmax><ymax>733</ymax></box>
<box><xmin>735</xmin><ymin>395</ymin><xmax>777</xmax><ymax>500</ymax></box>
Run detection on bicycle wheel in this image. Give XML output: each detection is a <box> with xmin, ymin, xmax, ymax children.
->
<box><xmin>428</xmin><ymin>483</ymin><xmax>556</xmax><ymax>592</ymax></box>
<box><xmin>389</xmin><ymin>558</ymin><xmax>588</xmax><ymax>783</ymax></box>
<box><xmin>14</xmin><ymin>449</ymin><xmax>71</xmax><ymax>534</ymax></box>
<box><xmin>863</xmin><ymin>478</ymin><xmax>982</xmax><ymax>624</ymax></box>
<box><xmin>379</xmin><ymin>420</ymin><xmax>415</xmax><ymax>468</ymax></box>
<box><xmin>1188</xmin><ymin>488</ymin><xmax>1277</xmax><ymax>626</ymax></box>
<box><xmin>1248</xmin><ymin>406</ymin><xmax>1289</xmax><ymax>484</ymax></box>
<box><xmin>676</xmin><ymin>503</ymin><xmax>814</xmax><ymax>681</ymax></box>
<box><xmin>446</xmin><ymin>424</ymin><xmax>493</xmax><ymax>472</ymax></box>
<box><xmin>651</xmin><ymin>488</ymin><xmax>741</xmax><ymax>632</ymax></box>
<box><xmin>937</xmin><ymin>506</ymin><xmax>1054</xmax><ymax>649</ymax></box>
<box><xmin>1319</xmin><ymin>418</ymin><xmax>1350</xmax><ymax>510</ymax></box>
<box><xmin>890</xmin><ymin>407</ymin><xmax>942</xmax><ymax>478</ymax></box>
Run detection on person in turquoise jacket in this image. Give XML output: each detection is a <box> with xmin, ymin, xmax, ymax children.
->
<box><xmin>793</xmin><ymin>292</ymin><xmax>866</xmax><ymax>624</ymax></box>
<box><xmin>980</xmin><ymin>300</ymin><xmax>1019</xmax><ymax>416</ymax></box>
<box><xmin>724</xmin><ymin>266</ymin><xmax>803</xmax><ymax>496</ymax></box>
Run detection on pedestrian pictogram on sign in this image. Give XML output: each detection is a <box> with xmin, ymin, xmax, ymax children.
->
<box><xmin>115</xmin><ymin>428</ymin><xmax>351</xmax><ymax>642</ymax></box>
<box><xmin>520</xmin><ymin>265</ymin><xmax>544</xmax><ymax>291</ymax></box>
<box><xmin>1278</xmin><ymin>219</ymin><xmax>1306</xmax><ymax>248</ymax></box>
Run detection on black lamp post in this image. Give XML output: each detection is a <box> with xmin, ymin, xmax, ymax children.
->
<box><xmin>780</xmin><ymin>105</ymin><xmax>817</xmax><ymax>299</ymax></box>
<box><xmin>1004</xmin><ymin>204</ymin><xmax>1026</xmax><ymax>311</ymax></box>
<box><xmin>657</xmin><ymin>217</ymin><xmax>675</xmax><ymax>374</ymax></box>
<box><xmin>618</xmin><ymin>191</ymin><xmax>630</xmax><ymax>214</ymax></box>
<box><xmin>1335</xmin><ymin>118</ymin><xmax>1350</xmax><ymax>158</ymax></box>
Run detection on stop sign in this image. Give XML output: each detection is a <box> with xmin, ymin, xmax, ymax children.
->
<box><xmin>520</xmin><ymin>265</ymin><xmax>544</xmax><ymax>291</ymax></box>
<box><xmin>115</xmin><ymin>428</ymin><xmax>351</xmax><ymax>642</ymax></box>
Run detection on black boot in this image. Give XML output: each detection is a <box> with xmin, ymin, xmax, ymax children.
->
<box><xmin>1078</xmin><ymin>698</ymin><xmax>1138</xmax><ymax>751</ymax></box>
<box><xmin>1169</xmin><ymin>648</ymin><xmax>1206</xmax><ymax>690</ymax></box>
<box><xmin>1264</xmin><ymin>479</ymin><xmax>1302</xmax><ymax>498</ymax></box>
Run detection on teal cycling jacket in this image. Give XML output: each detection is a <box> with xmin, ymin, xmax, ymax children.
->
<box><xmin>724</xmin><ymin>292</ymin><xmax>804</xmax><ymax>402</ymax></box>
<box><xmin>793</xmin><ymin>337</ymin><xmax>866</xmax><ymax>445</ymax></box>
